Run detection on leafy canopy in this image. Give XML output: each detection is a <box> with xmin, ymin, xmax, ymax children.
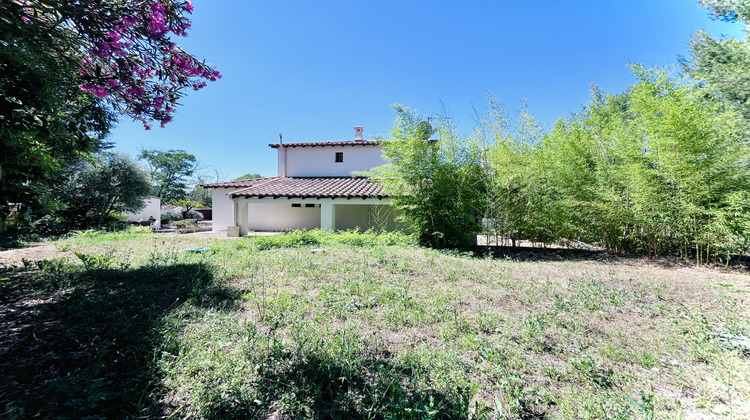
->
<box><xmin>56</xmin><ymin>153</ymin><xmax>152</xmax><ymax>228</ymax></box>
<box><xmin>368</xmin><ymin>106</ymin><xmax>485</xmax><ymax>249</ymax></box>
<box><xmin>0</xmin><ymin>0</ymin><xmax>219</xmax><ymax>223</ymax></box>
<box><xmin>139</xmin><ymin>149</ymin><xmax>197</xmax><ymax>204</ymax></box>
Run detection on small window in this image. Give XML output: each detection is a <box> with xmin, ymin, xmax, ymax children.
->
<box><xmin>305</xmin><ymin>203</ymin><xmax>316</xmax><ymax>208</ymax></box>
<box><xmin>335</xmin><ymin>152</ymin><xmax>344</xmax><ymax>163</ymax></box>
<box><xmin>291</xmin><ymin>203</ymin><xmax>301</xmax><ymax>208</ymax></box>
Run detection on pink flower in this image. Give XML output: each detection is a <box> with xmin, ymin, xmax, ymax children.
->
<box><xmin>79</xmin><ymin>84</ymin><xmax>109</xmax><ymax>98</ymax></box>
<box><xmin>121</xmin><ymin>15</ymin><xmax>137</xmax><ymax>27</ymax></box>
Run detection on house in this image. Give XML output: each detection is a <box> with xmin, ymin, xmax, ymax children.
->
<box><xmin>124</xmin><ymin>196</ymin><xmax>161</xmax><ymax>229</ymax></box>
<box><xmin>203</xmin><ymin>126</ymin><xmax>402</xmax><ymax>236</ymax></box>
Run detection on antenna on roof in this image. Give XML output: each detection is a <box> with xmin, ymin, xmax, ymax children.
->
<box><xmin>279</xmin><ymin>133</ymin><xmax>283</xmax><ymax>144</ymax></box>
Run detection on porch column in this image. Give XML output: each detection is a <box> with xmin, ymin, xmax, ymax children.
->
<box><xmin>320</xmin><ymin>202</ymin><xmax>336</xmax><ymax>231</ymax></box>
<box><xmin>239</xmin><ymin>201</ymin><xmax>249</xmax><ymax>236</ymax></box>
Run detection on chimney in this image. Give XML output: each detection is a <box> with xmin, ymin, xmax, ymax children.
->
<box><xmin>354</xmin><ymin>126</ymin><xmax>363</xmax><ymax>141</ymax></box>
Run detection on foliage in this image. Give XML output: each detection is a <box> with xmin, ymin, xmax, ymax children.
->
<box><xmin>369</xmin><ymin>106</ymin><xmax>485</xmax><ymax>248</ymax></box>
<box><xmin>55</xmin><ymin>153</ymin><xmax>152</xmax><ymax>229</ymax></box>
<box><xmin>160</xmin><ymin>210</ymin><xmax>182</xmax><ymax>225</ymax></box>
<box><xmin>0</xmin><ymin>24</ymin><xmax>113</xmax><ymax>222</ymax></box>
<box><xmin>184</xmin><ymin>209</ymin><xmax>204</xmax><ymax>220</ymax></box>
<box><xmin>486</xmin><ymin>67</ymin><xmax>750</xmax><ymax>261</ymax></box>
<box><xmin>173</xmin><ymin>198</ymin><xmax>202</xmax><ymax>218</ymax></box>
<box><xmin>685</xmin><ymin>0</ymin><xmax>750</xmax><ymax>119</ymax></box>
<box><xmin>185</xmin><ymin>184</ymin><xmax>211</xmax><ymax>207</ymax></box>
<box><xmin>0</xmin><ymin>0</ymin><xmax>218</xmax><ymax>224</ymax></box>
<box><xmin>2</xmin><ymin>0</ymin><xmax>220</xmax><ymax>129</ymax></box>
<box><xmin>139</xmin><ymin>149</ymin><xmax>197</xmax><ymax>204</ymax></box>
<box><xmin>477</xmin><ymin>97</ymin><xmax>544</xmax><ymax>246</ymax></box>
<box><xmin>249</xmin><ymin>228</ymin><xmax>415</xmax><ymax>250</ymax></box>
<box><xmin>234</xmin><ymin>173</ymin><xmax>262</xmax><ymax>180</ymax></box>
<box><xmin>172</xmin><ymin>219</ymin><xmax>196</xmax><ymax>229</ymax></box>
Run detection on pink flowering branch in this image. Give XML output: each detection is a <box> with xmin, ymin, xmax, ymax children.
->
<box><xmin>12</xmin><ymin>0</ymin><xmax>220</xmax><ymax>129</ymax></box>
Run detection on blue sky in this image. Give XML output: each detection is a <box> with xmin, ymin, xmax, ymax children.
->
<box><xmin>109</xmin><ymin>0</ymin><xmax>744</xmax><ymax>180</ymax></box>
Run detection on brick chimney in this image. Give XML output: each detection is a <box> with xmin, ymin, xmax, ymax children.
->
<box><xmin>354</xmin><ymin>126</ymin><xmax>363</xmax><ymax>141</ymax></box>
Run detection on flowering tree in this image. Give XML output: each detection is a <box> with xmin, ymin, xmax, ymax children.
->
<box><xmin>0</xmin><ymin>0</ymin><xmax>219</xmax><ymax>225</ymax></box>
<box><xmin>5</xmin><ymin>0</ymin><xmax>221</xmax><ymax>129</ymax></box>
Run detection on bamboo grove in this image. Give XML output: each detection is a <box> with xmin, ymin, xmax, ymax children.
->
<box><xmin>371</xmin><ymin>67</ymin><xmax>750</xmax><ymax>263</ymax></box>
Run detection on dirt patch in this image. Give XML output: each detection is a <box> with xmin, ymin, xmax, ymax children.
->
<box><xmin>0</xmin><ymin>243</ymin><xmax>74</xmax><ymax>268</ymax></box>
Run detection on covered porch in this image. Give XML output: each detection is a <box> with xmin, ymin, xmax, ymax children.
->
<box><xmin>231</xmin><ymin>197</ymin><xmax>397</xmax><ymax>236</ymax></box>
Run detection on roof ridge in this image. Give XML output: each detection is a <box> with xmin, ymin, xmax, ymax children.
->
<box><xmin>269</xmin><ymin>140</ymin><xmax>379</xmax><ymax>148</ymax></box>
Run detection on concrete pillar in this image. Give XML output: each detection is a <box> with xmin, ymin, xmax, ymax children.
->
<box><xmin>239</xmin><ymin>202</ymin><xmax>249</xmax><ymax>236</ymax></box>
<box><xmin>320</xmin><ymin>202</ymin><xmax>336</xmax><ymax>231</ymax></box>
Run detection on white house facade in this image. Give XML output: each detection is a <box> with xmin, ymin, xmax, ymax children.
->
<box><xmin>204</xmin><ymin>127</ymin><xmax>402</xmax><ymax>236</ymax></box>
<box><xmin>124</xmin><ymin>196</ymin><xmax>161</xmax><ymax>229</ymax></box>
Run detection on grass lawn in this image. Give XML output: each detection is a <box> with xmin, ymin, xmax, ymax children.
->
<box><xmin>1</xmin><ymin>229</ymin><xmax>748</xmax><ymax>419</ymax></box>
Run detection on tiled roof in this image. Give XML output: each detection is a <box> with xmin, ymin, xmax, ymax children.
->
<box><xmin>269</xmin><ymin>140</ymin><xmax>378</xmax><ymax>148</ymax></box>
<box><xmin>204</xmin><ymin>177</ymin><xmax>388</xmax><ymax>199</ymax></box>
<box><xmin>202</xmin><ymin>176</ymin><xmax>281</xmax><ymax>189</ymax></box>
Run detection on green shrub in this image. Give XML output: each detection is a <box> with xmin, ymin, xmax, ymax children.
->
<box><xmin>161</xmin><ymin>211</ymin><xmax>182</xmax><ymax>224</ymax></box>
<box><xmin>252</xmin><ymin>229</ymin><xmax>323</xmax><ymax>250</ymax></box>
<box><xmin>173</xmin><ymin>219</ymin><xmax>197</xmax><ymax>229</ymax></box>
<box><xmin>184</xmin><ymin>210</ymin><xmax>204</xmax><ymax>220</ymax></box>
<box><xmin>250</xmin><ymin>229</ymin><xmax>415</xmax><ymax>250</ymax></box>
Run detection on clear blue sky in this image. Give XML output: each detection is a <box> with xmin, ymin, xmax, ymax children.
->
<box><xmin>109</xmin><ymin>0</ymin><xmax>744</xmax><ymax>180</ymax></box>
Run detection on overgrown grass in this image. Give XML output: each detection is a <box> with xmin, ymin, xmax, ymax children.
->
<box><xmin>249</xmin><ymin>228</ymin><xmax>416</xmax><ymax>250</ymax></box>
<box><xmin>1</xmin><ymin>230</ymin><xmax>748</xmax><ymax>418</ymax></box>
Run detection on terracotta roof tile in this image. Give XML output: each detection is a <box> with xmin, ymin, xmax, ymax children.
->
<box><xmin>204</xmin><ymin>177</ymin><xmax>388</xmax><ymax>199</ymax></box>
<box><xmin>269</xmin><ymin>140</ymin><xmax>378</xmax><ymax>148</ymax></box>
<box><xmin>202</xmin><ymin>177</ymin><xmax>280</xmax><ymax>189</ymax></box>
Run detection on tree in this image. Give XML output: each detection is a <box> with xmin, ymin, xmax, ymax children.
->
<box><xmin>1</xmin><ymin>0</ymin><xmax>221</xmax><ymax>129</ymax></box>
<box><xmin>368</xmin><ymin>106</ymin><xmax>485</xmax><ymax>248</ymax></box>
<box><xmin>0</xmin><ymin>9</ymin><xmax>114</xmax><ymax>221</ymax></box>
<box><xmin>478</xmin><ymin>98</ymin><xmax>544</xmax><ymax>247</ymax></box>
<box><xmin>0</xmin><ymin>0</ymin><xmax>219</xmax><ymax>224</ymax></box>
<box><xmin>496</xmin><ymin>67</ymin><xmax>750</xmax><ymax>261</ymax></box>
<box><xmin>56</xmin><ymin>153</ymin><xmax>152</xmax><ymax>228</ymax></box>
<box><xmin>685</xmin><ymin>0</ymin><xmax>750</xmax><ymax>119</ymax></box>
<box><xmin>234</xmin><ymin>173</ymin><xmax>262</xmax><ymax>180</ymax></box>
<box><xmin>139</xmin><ymin>149</ymin><xmax>197</xmax><ymax>204</ymax></box>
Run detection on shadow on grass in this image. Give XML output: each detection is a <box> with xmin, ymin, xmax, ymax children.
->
<box><xmin>0</xmin><ymin>261</ymin><xmax>237</xmax><ymax>418</ymax></box>
<box><xmin>473</xmin><ymin>244</ymin><xmax>750</xmax><ymax>271</ymax></box>
<box><xmin>471</xmin><ymin>245</ymin><xmax>607</xmax><ymax>262</ymax></box>
<box><xmin>197</xmin><ymin>350</ymin><xmax>475</xmax><ymax>419</ymax></box>
<box><xmin>0</xmin><ymin>232</ymin><xmax>59</xmax><ymax>251</ymax></box>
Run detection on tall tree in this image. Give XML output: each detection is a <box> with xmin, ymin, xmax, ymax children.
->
<box><xmin>139</xmin><ymin>149</ymin><xmax>197</xmax><ymax>204</ymax></box>
<box><xmin>56</xmin><ymin>153</ymin><xmax>152</xmax><ymax>228</ymax></box>
<box><xmin>495</xmin><ymin>67</ymin><xmax>750</xmax><ymax>261</ymax></box>
<box><xmin>0</xmin><ymin>0</ymin><xmax>220</xmax><ymax>224</ymax></box>
<box><xmin>369</xmin><ymin>106</ymin><xmax>485</xmax><ymax>248</ymax></box>
<box><xmin>685</xmin><ymin>0</ymin><xmax>750</xmax><ymax>119</ymax></box>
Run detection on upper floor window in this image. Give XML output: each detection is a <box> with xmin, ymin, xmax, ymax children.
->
<box><xmin>335</xmin><ymin>152</ymin><xmax>344</xmax><ymax>163</ymax></box>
